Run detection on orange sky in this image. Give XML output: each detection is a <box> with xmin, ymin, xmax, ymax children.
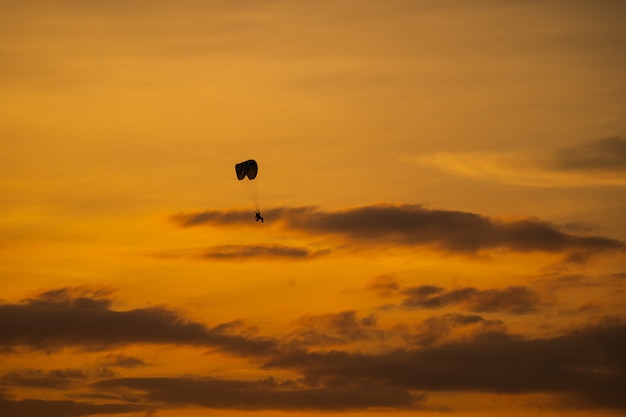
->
<box><xmin>1</xmin><ymin>1</ymin><xmax>626</xmax><ymax>416</ymax></box>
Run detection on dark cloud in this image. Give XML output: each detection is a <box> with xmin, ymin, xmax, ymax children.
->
<box><xmin>558</xmin><ymin>302</ymin><xmax>603</xmax><ymax>316</ymax></box>
<box><xmin>365</xmin><ymin>274</ymin><xmax>401</xmax><ymax>297</ymax></box>
<box><xmin>171</xmin><ymin>204</ymin><xmax>625</xmax><ymax>256</ymax></box>
<box><xmin>0</xmin><ymin>393</ymin><xmax>142</xmax><ymax>417</ymax></box>
<box><xmin>0</xmin><ymin>369</ymin><xmax>90</xmax><ymax>390</ymax></box>
<box><xmin>552</xmin><ymin>136</ymin><xmax>626</xmax><ymax>172</ymax></box>
<box><xmin>401</xmin><ymin>285</ymin><xmax>543</xmax><ymax>314</ymax></box>
<box><xmin>370</xmin><ymin>280</ymin><xmax>545</xmax><ymax>315</ymax></box>
<box><xmin>171</xmin><ymin>209</ymin><xmax>260</xmax><ymax>227</ymax></box>
<box><xmin>98</xmin><ymin>353</ymin><xmax>149</xmax><ymax>369</ymax></box>
<box><xmin>93</xmin><ymin>375</ymin><xmax>427</xmax><ymax>411</ymax></box>
<box><xmin>610</xmin><ymin>272</ymin><xmax>626</xmax><ymax>280</ymax></box>
<box><xmin>558</xmin><ymin>221</ymin><xmax>600</xmax><ymax>233</ymax></box>
<box><xmin>563</xmin><ymin>250</ymin><xmax>595</xmax><ymax>264</ymax></box>
<box><xmin>288</xmin><ymin>311</ymin><xmax>381</xmax><ymax>347</ymax></box>
<box><xmin>154</xmin><ymin>244</ymin><xmax>330</xmax><ymax>261</ymax></box>
<box><xmin>0</xmin><ymin>287</ymin><xmax>277</xmax><ymax>355</ymax></box>
<box><xmin>199</xmin><ymin>244</ymin><xmax>330</xmax><ymax>260</ymax></box>
<box><xmin>408</xmin><ymin>313</ymin><xmax>508</xmax><ymax>347</ymax></box>
<box><xmin>4</xmin><ymin>318</ymin><xmax>624</xmax><ymax>413</ymax></box>
<box><xmin>3</xmin><ymin>285</ymin><xmax>625</xmax><ymax>412</ymax></box>
<box><xmin>264</xmin><ymin>318</ymin><xmax>626</xmax><ymax>409</ymax></box>
<box><xmin>532</xmin><ymin>273</ymin><xmax>599</xmax><ymax>290</ymax></box>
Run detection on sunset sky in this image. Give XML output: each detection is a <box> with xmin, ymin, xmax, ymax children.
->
<box><xmin>1</xmin><ymin>1</ymin><xmax>626</xmax><ymax>416</ymax></box>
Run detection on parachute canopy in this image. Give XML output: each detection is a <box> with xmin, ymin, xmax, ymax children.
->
<box><xmin>235</xmin><ymin>159</ymin><xmax>258</xmax><ymax>180</ymax></box>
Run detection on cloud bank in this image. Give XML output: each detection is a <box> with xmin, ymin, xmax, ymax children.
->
<box><xmin>171</xmin><ymin>204</ymin><xmax>625</xmax><ymax>256</ymax></box>
<box><xmin>93</xmin><ymin>376</ymin><xmax>426</xmax><ymax>411</ymax></box>
<box><xmin>0</xmin><ymin>393</ymin><xmax>142</xmax><ymax>417</ymax></box>
<box><xmin>1</xmin><ymin>287</ymin><xmax>625</xmax><ymax>413</ymax></box>
<box><xmin>265</xmin><ymin>318</ymin><xmax>626</xmax><ymax>409</ymax></box>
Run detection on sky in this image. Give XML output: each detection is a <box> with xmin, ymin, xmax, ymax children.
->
<box><xmin>1</xmin><ymin>1</ymin><xmax>626</xmax><ymax>416</ymax></box>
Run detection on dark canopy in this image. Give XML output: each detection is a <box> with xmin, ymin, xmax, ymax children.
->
<box><xmin>235</xmin><ymin>160</ymin><xmax>258</xmax><ymax>180</ymax></box>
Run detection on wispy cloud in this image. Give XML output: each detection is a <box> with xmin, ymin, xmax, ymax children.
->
<box><xmin>365</xmin><ymin>274</ymin><xmax>402</xmax><ymax>297</ymax></box>
<box><xmin>287</xmin><ymin>311</ymin><xmax>381</xmax><ymax>347</ymax></box>
<box><xmin>171</xmin><ymin>209</ymin><xmax>257</xmax><ymax>227</ymax></box>
<box><xmin>93</xmin><ymin>375</ymin><xmax>427</xmax><ymax>411</ymax></box>
<box><xmin>407</xmin><ymin>313</ymin><xmax>508</xmax><ymax>347</ymax></box>
<box><xmin>400</xmin><ymin>285</ymin><xmax>543</xmax><ymax>314</ymax></box>
<box><xmin>0</xmin><ymin>393</ymin><xmax>143</xmax><ymax>417</ymax></box>
<box><xmin>0</xmin><ymin>368</ymin><xmax>115</xmax><ymax>390</ymax></box>
<box><xmin>153</xmin><ymin>244</ymin><xmax>330</xmax><ymax>261</ymax></box>
<box><xmin>552</xmin><ymin>136</ymin><xmax>626</xmax><ymax>172</ymax></box>
<box><xmin>408</xmin><ymin>136</ymin><xmax>626</xmax><ymax>187</ymax></box>
<box><xmin>98</xmin><ymin>353</ymin><xmax>149</xmax><ymax>369</ymax></box>
<box><xmin>171</xmin><ymin>204</ymin><xmax>625</xmax><ymax>257</ymax></box>
<box><xmin>366</xmin><ymin>277</ymin><xmax>545</xmax><ymax>315</ymax></box>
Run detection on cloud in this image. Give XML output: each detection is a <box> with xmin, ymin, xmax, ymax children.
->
<box><xmin>0</xmin><ymin>393</ymin><xmax>142</xmax><ymax>417</ymax></box>
<box><xmin>264</xmin><ymin>317</ymin><xmax>626</xmax><ymax>409</ymax></box>
<box><xmin>610</xmin><ymin>272</ymin><xmax>626</xmax><ymax>281</ymax></box>
<box><xmin>93</xmin><ymin>375</ymin><xmax>427</xmax><ymax>411</ymax></box>
<box><xmin>552</xmin><ymin>136</ymin><xmax>626</xmax><ymax>172</ymax></box>
<box><xmin>3</xmin><ymin>286</ymin><xmax>625</xmax><ymax>412</ymax></box>
<box><xmin>401</xmin><ymin>285</ymin><xmax>543</xmax><ymax>314</ymax></box>
<box><xmin>557</xmin><ymin>302</ymin><xmax>603</xmax><ymax>317</ymax></box>
<box><xmin>98</xmin><ymin>353</ymin><xmax>149</xmax><ymax>369</ymax></box>
<box><xmin>288</xmin><ymin>311</ymin><xmax>382</xmax><ymax>347</ymax></box>
<box><xmin>171</xmin><ymin>209</ymin><xmax>258</xmax><ymax>227</ymax></box>
<box><xmin>0</xmin><ymin>287</ymin><xmax>277</xmax><ymax>355</ymax></box>
<box><xmin>171</xmin><ymin>204</ymin><xmax>625</xmax><ymax>256</ymax></box>
<box><xmin>531</xmin><ymin>273</ymin><xmax>599</xmax><ymax>290</ymax></box>
<box><xmin>365</xmin><ymin>274</ymin><xmax>402</xmax><ymax>297</ymax></box>
<box><xmin>369</xmin><ymin>278</ymin><xmax>545</xmax><ymax>314</ymax></box>
<box><xmin>0</xmin><ymin>369</ymin><xmax>94</xmax><ymax>390</ymax></box>
<box><xmin>408</xmin><ymin>313</ymin><xmax>508</xmax><ymax>347</ymax></box>
<box><xmin>199</xmin><ymin>245</ymin><xmax>330</xmax><ymax>260</ymax></box>
<box><xmin>153</xmin><ymin>244</ymin><xmax>330</xmax><ymax>261</ymax></box>
<box><xmin>408</xmin><ymin>136</ymin><xmax>626</xmax><ymax>186</ymax></box>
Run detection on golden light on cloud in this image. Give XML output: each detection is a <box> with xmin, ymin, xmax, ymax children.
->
<box><xmin>408</xmin><ymin>136</ymin><xmax>626</xmax><ymax>187</ymax></box>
